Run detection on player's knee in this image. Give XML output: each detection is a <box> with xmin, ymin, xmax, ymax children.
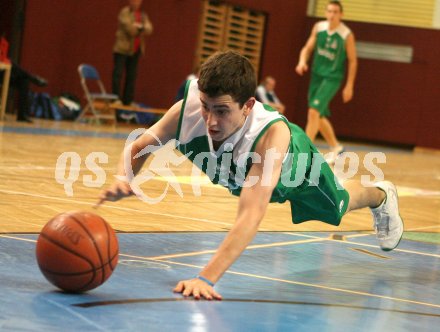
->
<box><xmin>308</xmin><ymin>108</ymin><xmax>320</xmax><ymax>121</ymax></box>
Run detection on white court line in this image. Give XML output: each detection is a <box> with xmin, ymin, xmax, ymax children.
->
<box><xmin>148</xmin><ymin>238</ymin><xmax>327</xmax><ymax>260</ymax></box>
<box><xmin>283</xmin><ymin>231</ymin><xmax>375</xmax><ymax>240</ymax></box>
<box><xmin>397</xmin><ymin>186</ymin><xmax>440</xmax><ymax>197</ymax></box>
<box><xmin>282</xmin><ymin>232</ymin><xmax>322</xmax><ymax>239</ymax></box>
<box><xmin>286</xmin><ymin>225</ymin><xmax>440</xmax><ymax>239</ymax></box>
<box><xmin>0</xmin><ymin>189</ymin><xmax>233</xmax><ymax>227</ymax></box>
<box><xmin>284</xmin><ymin>227</ymin><xmax>440</xmax><ymax>258</ymax></box>
<box><xmin>338</xmin><ymin>240</ymin><xmax>440</xmax><ymax>258</ymax></box>
<box><xmin>0</xmin><ymin>234</ymin><xmax>37</xmax><ymax>243</ymax></box>
<box><xmin>405</xmin><ymin>225</ymin><xmax>440</xmax><ymax>232</ymax></box>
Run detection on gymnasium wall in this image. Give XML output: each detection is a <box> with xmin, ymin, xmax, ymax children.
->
<box><xmin>18</xmin><ymin>0</ymin><xmax>439</xmax><ymax>149</ymax></box>
<box><xmin>19</xmin><ymin>0</ymin><xmax>201</xmax><ymax>109</ymax></box>
<box><xmin>19</xmin><ymin>0</ymin><xmax>307</xmax><ymax>112</ymax></box>
<box><xmin>0</xmin><ymin>2</ymin><xmax>14</xmax><ymax>40</ymax></box>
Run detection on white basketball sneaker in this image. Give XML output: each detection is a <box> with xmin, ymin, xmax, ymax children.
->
<box><xmin>370</xmin><ymin>181</ymin><xmax>404</xmax><ymax>251</ymax></box>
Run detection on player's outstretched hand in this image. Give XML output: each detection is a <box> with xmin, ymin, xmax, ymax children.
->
<box><xmin>174</xmin><ymin>278</ymin><xmax>222</xmax><ymax>301</ymax></box>
<box><xmin>96</xmin><ymin>180</ymin><xmax>134</xmax><ymax>207</ymax></box>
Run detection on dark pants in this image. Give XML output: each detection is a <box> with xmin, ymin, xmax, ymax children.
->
<box><xmin>0</xmin><ymin>63</ymin><xmax>31</xmax><ymax>120</ymax></box>
<box><xmin>112</xmin><ymin>52</ymin><xmax>140</xmax><ymax>105</ymax></box>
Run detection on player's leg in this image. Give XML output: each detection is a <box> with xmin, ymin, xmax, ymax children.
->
<box><xmin>305</xmin><ymin>107</ymin><xmax>320</xmax><ymax>142</ymax></box>
<box><xmin>306</xmin><ymin>75</ymin><xmax>325</xmax><ymax>142</ymax></box>
<box><xmin>344</xmin><ymin>180</ymin><xmax>384</xmax><ymax>211</ymax></box>
<box><xmin>307</xmin><ymin>76</ymin><xmax>341</xmax><ymax>144</ymax></box>
<box><xmin>319</xmin><ymin>117</ymin><xmax>345</xmax><ymax>163</ymax></box>
<box><xmin>285</xmin><ymin>125</ymin><xmax>403</xmax><ymax>252</ymax></box>
<box><xmin>313</xmin><ymin>78</ymin><xmax>344</xmax><ymax>163</ymax></box>
<box><xmin>319</xmin><ymin>117</ymin><xmax>340</xmax><ymax>149</ymax></box>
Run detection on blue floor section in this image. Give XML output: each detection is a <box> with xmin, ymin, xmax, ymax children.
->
<box><xmin>0</xmin><ymin>125</ymin><xmax>129</xmax><ymax>139</ymax></box>
<box><xmin>1</xmin><ymin>232</ymin><xmax>439</xmax><ymax>331</ymax></box>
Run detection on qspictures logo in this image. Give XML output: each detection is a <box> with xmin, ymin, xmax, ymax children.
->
<box><xmin>54</xmin><ymin>128</ymin><xmax>386</xmax><ymax>204</ymax></box>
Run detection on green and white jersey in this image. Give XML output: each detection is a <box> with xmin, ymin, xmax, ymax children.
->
<box><xmin>312</xmin><ymin>20</ymin><xmax>351</xmax><ymax>80</ymax></box>
<box><xmin>176</xmin><ymin>80</ymin><xmax>304</xmax><ymax>201</ymax></box>
<box><xmin>174</xmin><ymin>80</ymin><xmax>350</xmax><ymax>226</ymax></box>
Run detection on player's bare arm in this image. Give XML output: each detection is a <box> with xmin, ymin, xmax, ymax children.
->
<box><xmin>98</xmin><ymin>100</ymin><xmax>182</xmax><ymax>204</ymax></box>
<box><xmin>173</xmin><ymin>121</ymin><xmax>291</xmax><ymax>300</ymax></box>
<box><xmin>342</xmin><ymin>33</ymin><xmax>357</xmax><ymax>103</ymax></box>
<box><xmin>296</xmin><ymin>24</ymin><xmax>318</xmax><ymax>75</ymax></box>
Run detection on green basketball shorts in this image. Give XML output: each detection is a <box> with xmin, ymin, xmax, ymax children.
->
<box><xmin>285</xmin><ymin>125</ymin><xmax>350</xmax><ymax>226</ymax></box>
<box><xmin>308</xmin><ymin>74</ymin><xmax>342</xmax><ymax>118</ymax></box>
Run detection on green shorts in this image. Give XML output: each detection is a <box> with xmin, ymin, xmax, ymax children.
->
<box><xmin>308</xmin><ymin>74</ymin><xmax>342</xmax><ymax>118</ymax></box>
<box><xmin>285</xmin><ymin>124</ymin><xmax>350</xmax><ymax>226</ymax></box>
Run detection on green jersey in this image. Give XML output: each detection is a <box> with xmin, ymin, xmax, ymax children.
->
<box><xmin>176</xmin><ymin>80</ymin><xmax>307</xmax><ymax>203</ymax></box>
<box><xmin>176</xmin><ymin>79</ymin><xmax>349</xmax><ymax>226</ymax></box>
<box><xmin>312</xmin><ymin>21</ymin><xmax>351</xmax><ymax>80</ymax></box>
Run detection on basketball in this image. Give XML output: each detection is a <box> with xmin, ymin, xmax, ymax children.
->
<box><xmin>36</xmin><ymin>211</ymin><xmax>119</xmax><ymax>292</ymax></box>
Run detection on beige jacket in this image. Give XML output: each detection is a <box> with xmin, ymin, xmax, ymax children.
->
<box><xmin>113</xmin><ymin>6</ymin><xmax>153</xmax><ymax>56</ymax></box>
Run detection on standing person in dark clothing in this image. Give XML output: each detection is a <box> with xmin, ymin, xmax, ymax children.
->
<box><xmin>112</xmin><ymin>0</ymin><xmax>153</xmax><ymax>106</ymax></box>
<box><xmin>0</xmin><ymin>35</ymin><xmax>47</xmax><ymax>122</ymax></box>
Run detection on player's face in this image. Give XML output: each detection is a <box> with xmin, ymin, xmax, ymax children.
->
<box><xmin>325</xmin><ymin>4</ymin><xmax>343</xmax><ymax>26</ymax></box>
<box><xmin>200</xmin><ymin>92</ymin><xmax>253</xmax><ymax>143</ymax></box>
<box><xmin>265</xmin><ymin>78</ymin><xmax>276</xmax><ymax>92</ymax></box>
<box><xmin>129</xmin><ymin>0</ymin><xmax>143</xmax><ymax>11</ymax></box>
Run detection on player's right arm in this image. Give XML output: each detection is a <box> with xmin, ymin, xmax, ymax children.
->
<box><xmin>173</xmin><ymin>121</ymin><xmax>291</xmax><ymax>300</ymax></box>
<box><xmin>98</xmin><ymin>100</ymin><xmax>182</xmax><ymax>204</ymax></box>
<box><xmin>295</xmin><ymin>24</ymin><xmax>317</xmax><ymax>76</ymax></box>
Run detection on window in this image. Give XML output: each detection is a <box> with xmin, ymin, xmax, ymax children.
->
<box><xmin>308</xmin><ymin>0</ymin><xmax>440</xmax><ymax>29</ymax></box>
<box><xmin>195</xmin><ymin>1</ymin><xmax>266</xmax><ymax>75</ymax></box>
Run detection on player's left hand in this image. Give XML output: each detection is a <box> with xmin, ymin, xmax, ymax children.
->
<box><xmin>342</xmin><ymin>86</ymin><xmax>353</xmax><ymax>103</ymax></box>
<box><xmin>173</xmin><ymin>278</ymin><xmax>222</xmax><ymax>300</ymax></box>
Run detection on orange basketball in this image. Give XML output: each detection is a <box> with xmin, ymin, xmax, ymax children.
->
<box><xmin>36</xmin><ymin>211</ymin><xmax>119</xmax><ymax>292</ymax></box>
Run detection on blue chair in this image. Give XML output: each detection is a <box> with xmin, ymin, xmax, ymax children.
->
<box><xmin>77</xmin><ymin>64</ymin><xmax>119</xmax><ymax>124</ymax></box>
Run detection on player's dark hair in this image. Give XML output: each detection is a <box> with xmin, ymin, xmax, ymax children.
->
<box><xmin>328</xmin><ymin>1</ymin><xmax>343</xmax><ymax>12</ymax></box>
<box><xmin>198</xmin><ymin>50</ymin><xmax>257</xmax><ymax>107</ymax></box>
